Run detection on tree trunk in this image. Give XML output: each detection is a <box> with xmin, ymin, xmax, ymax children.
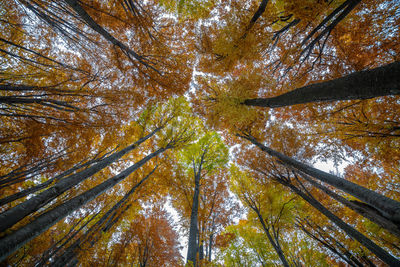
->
<box><xmin>243</xmin><ymin>61</ymin><xmax>400</xmax><ymax>107</ymax></box>
<box><xmin>0</xmin><ymin>127</ymin><xmax>161</xmax><ymax>232</ymax></box>
<box><xmin>284</xmin><ymin>181</ymin><xmax>400</xmax><ymax>266</ymax></box>
<box><xmin>37</xmin><ymin>211</ymin><xmax>100</xmax><ymax>267</ymax></box>
<box><xmin>240</xmin><ymin>134</ymin><xmax>400</xmax><ymax>223</ymax></box>
<box><xmin>300</xmin><ymin>172</ymin><xmax>400</xmax><ymax>238</ymax></box>
<box><xmin>0</xmin><ymin>146</ymin><xmax>167</xmax><ymax>262</ymax></box>
<box><xmin>50</xmin><ymin>168</ymin><xmax>155</xmax><ymax>267</ymax></box>
<box><xmin>208</xmin><ymin>233</ymin><xmax>213</xmax><ymax>262</ymax></box>
<box><xmin>297</xmin><ymin>219</ymin><xmax>363</xmax><ymax>267</ymax></box>
<box><xmin>187</xmin><ymin>171</ymin><xmax>201</xmax><ymax>266</ymax></box>
<box><xmin>0</xmin><ymin>153</ymin><xmax>104</xmax><ymax>207</ymax></box>
<box><xmin>63</xmin><ymin>0</ymin><xmax>155</xmax><ymax>71</ymax></box>
<box><xmin>253</xmin><ymin>209</ymin><xmax>290</xmax><ymax>267</ymax></box>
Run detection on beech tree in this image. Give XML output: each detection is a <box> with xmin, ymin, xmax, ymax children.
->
<box><xmin>175</xmin><ymin>131</ymin><xmax>229</xmax><ymax>266</ymax></box>
<box><xmin>1</xmin><ymin>0</ymin><xmax>400</xmax><ymax>265</ymax></box>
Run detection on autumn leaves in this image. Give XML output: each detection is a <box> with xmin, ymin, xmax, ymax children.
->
<box><xmin>1</xmin><ymin>0</ymin><xmax>400</xmax><ymax>266</ymax></box>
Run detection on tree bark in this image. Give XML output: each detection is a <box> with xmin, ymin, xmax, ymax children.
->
<box><xmin>284</xmin><ymin>181</ymin><xmax>400</xmax><ymax>266</ymax></box>
<box><xmin>300</xmin><ymin>172</ymin><xmax>400</xmax><ymax>238</ymax></box>
<box><xmin>243</xmin><ymin>61</ymin><xmax>400</xmax><ymax>107</ymax></box>
<box><xmin>50</xmin><ymin>168</ymin><xmax>155</xmax><ymax>267</ymax></box>
<box><xmin>297</xmin><ymin>220</ymin><xmax>363</xmax><ymax>267</ymax></box>
<box><xmin>0</xmin><ymin>153</ymin><xmax>104</xmax><ymax>207</ymax></box>
<box><xmin>0</xmin><ymin>127</ymin><xmax>161</xmax><ymax>232</ymax></box>
<box><xmin>240</xmin><ymin>134</ymin><xmax>400</xmax><ymax>223</ymax></box>
<box><xmin>0</xmin><ymin>146</ymin><xmax>167</xmax><ymax>261</ymax></box>
<box><xmin>187</xmin><ymin>171</ymin><xmax>201</xmax><ymax>266</ymax></box>
<box><xmin>63</xmin><ymin>0</ymin><xmax>155</xmax><ymax>71</ymax></box>
<box><xmin>254</xmin><ymin>209</ymin><xmax>290</xmax><ymax>267</ymax></box>
<box><xmin>208</xmin><ymin>233</ymin><xmax>213</xmax><ymax>262</ymax></box>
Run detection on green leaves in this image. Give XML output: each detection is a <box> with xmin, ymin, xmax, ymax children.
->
<box><xmin>178</xmin><ymin>130</ymin><xmax>229</xmax><ymax>175</ymax></box>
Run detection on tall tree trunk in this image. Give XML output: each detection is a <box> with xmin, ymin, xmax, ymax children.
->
<box><xmin>208</xmin><ymin>233</ymin><xmax>213</xmax><ymax>262</ymax></box>
<box><xmin>300</xmin><ymin>172</ymin><xmax>400</xmax><ymax>238</ymax></box>
<box><xmin>243</xmin><ymin>0</ymin><xmax>269</xmax><ymax>35</ymax></box>
<box><xmin>0</xmin><ymin>127</ymin><xmax>161</xmax><ymax>232</ymax></box>
<box><xmin>282</xmin><ymin>180</ymin><xmax>400</xmax><ymax>266</ymax></box>
<box><xmin>63</xmin><ymin>0</ymin><xmax>155</xmax><ymax>71</ymax></box>
<box><xmin>0</xmin><ymin>153</ymin><xmax>105</xmax><ymax>207</ymax></box>
<box><xmin>243</xmin><ymin>61</ymin><xmax>400</xmax><ymax>107</ymax></box>
<box><xmin>240</xmin><ymin>134</ymin><xmax>400</xmax><ymax>223</ymax></box>
<box><xmin>187</xmin><ymin>171</ymin><xmax>201</xmax><ymax>266</ymax></box>
<box><xmin>0</xmin><ymin>146</ymin><xmax>167</xmax><ymax>262</ymax></box>
<box><xmin>297</xmin><ymin>220</ymin><xmax>363</xmax><ymax>267</ymax></box>
<box><xmin>36</xmin><ymin>211</ymin><xmax>100</xmax><ymax>267</ymax></box>
<box><xmin>253</xmin><ymin>208</ymin><xmax>290</xmax><ymax>267</ymax></box>
<box><xmin>50</xmin><ymin>168</ymin><xmax>155</xmax><ymax>267</ymax></box>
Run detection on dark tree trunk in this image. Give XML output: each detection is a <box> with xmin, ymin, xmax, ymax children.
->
<box><xmin>283</xmin><ymin>181</ymin><xmax>400</xmax><ymax>266</ymax></box>
<box><xmin>0</xmin><ymin>146</ymin><xmax>167</xmax><ymax>261</ymax></box>
<box><xmin>244</xmin><ymin>0</ymin><xmax>269</xmax><ymax>34</ymax></box>
<box><xmin>253</xmin><ymin>209</ymin><xmax>290</xmax><ymax>267</ymax></box>
<box><xmin>208</xmin><ymin>233</ymin><xmax>213</xmax><ymax>262</ymax></box>
<box><xmin>0</xmin><ymin>127</ymin><xmax>161</xmax><ymax>232</ymax></box>
<box><xmin>243</xmin><ymin>61</ymin><xmax>400</xmax><ymax>107</ymax></box>
<box><xmin>36</xmin><ymin>211</ymin><xmax>100</xmax><ymax>267</ymax></box>
<box><xmin>0</xmin><ymin>153</ymin><xmax>105</xmax><ymax>207</ymax></box>
<box><xmin>50</xmin><ymin>168</ymin><xmax>155</xmax><ymax>267</ymax></box>
<box><xmin>300</xmin><ymin>172</ymin><xmax>400</xmax><ymax>238</ymax></box>
<box><xmin>297</xmin><ymin>219</ymin><xmax>364</xmax><ymax>267</ymax></box>
<box><xmin>187</xmin><ymin>171</ymin><xmax>201</xmax><ymax>266</ymax></box>
<box><xmin>199</xmin><ymin>242</ymin><xmax>204</xmax><ymax>261</ymax></box>
<box><xmin>63</xmin><ymin>0</ymin><xmax>155</xmax><ymax>71</ymax></box>
<box><xmin>240</xmin><ymin>134</ymin><xmax>400</xmax><ymax>224</ymax></box>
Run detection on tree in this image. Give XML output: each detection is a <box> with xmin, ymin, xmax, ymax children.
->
<box><xmin>242</xmin><ymin>61</ymin><xmax>400</xmax><ymax>108</ymax></box>
<box><xmin>230</xmin><ymin>165</ymin><xmax>297</xmax><ymax>267</ymax></box>
<box><xmin>1</xmin><ymin>0</ymin><xmax>400</xmax><ymax>265</ymax></box>
<box><xmin>239</xmin><ymin>133</ymin><xmax>400</xmax><ymax>224</ymax></box>
<box><xmin>0</xmin><ymin>97</ymin><xmax>196</xmax><ymax>261</ymax></box>
<box><xmin>176</xmin><ymin>131</ymin><xmax>229</xmax><ymax>266</ymax></box>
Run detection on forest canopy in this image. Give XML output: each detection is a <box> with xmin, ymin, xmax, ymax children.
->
<box><xmin>0</xmin><ymin>0</ymin><xmax>400</xmax><ymax>266</ymax></box>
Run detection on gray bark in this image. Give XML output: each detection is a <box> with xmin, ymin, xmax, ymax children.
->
<box><xmin>187</xmin><ymin>171</ymin><xmax>201</xmax><ymax>266</ymax></box>
<box><xmin>243</xmin><ymin>61</ymin><xmax>400</xmax><ymax>107</ymax></box>
<box><xmin>240</xmin><ymin>134</ymin><xmax>400</xmax><ymax>223</ymax></box>
<box><xmin>0</xmin><ymin>146</ymin><xmax>167</xmax><ymax>261</ymax></box>
<box><xmin>208</xmin><ymin>233</ymin><xmax>213</xmax><ymax>262</ymax></box>
<box><xmin>0</xmin><ymin>127</ymin><xmax>160</xmax><ymax>232</ymax></box>
<box><xmin>63</xmin><ymin>0</ymin><xmax>156</xmax><ymax>72</ymax></box>
<box><xmin>301</xmin><ymin>172</ymin><xmax>400</xmax><ymax>238</ymax></box>
<box><xmin>285</xmin><ymin>181</ymin><xmax>400</xmax><ymax>266</ymax></box>
<box><xmin>0</xmin><ymin>154</ymin><xmax>104</xmax><ymax>206</ymax></box>
<box><xmin>254</xmin><ymin>209</ymin><xmax>290</xmax><ymax>267</ymax></box>
<box><xmin>297</xmin><ymin>220</ymin><xmax>363</xmax><ymax>267</ymax></box>
<box><xmin>50</xmin><ymin>168</ymin><xmax>156</xmax><ymax>267</ymax></box>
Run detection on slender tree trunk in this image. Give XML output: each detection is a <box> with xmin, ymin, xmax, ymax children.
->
<box><xmin>208</xmin><ymin>233</ymin><xmax>213</xmax><ymax>262</ymax></box>
<box><xmin>297</xmin><ymin>219</ymin><xmax>363</xmax><ymax>267</ymax></box>
<box><xmin>0</xmin><ymin>127</ymin><xmax>161</xmax><ymax>232</ymax></box>
<box><xmin>300</xmin><ymin>172</ymin><xmax>400</xmax><ymax>238</ymax></box>
<box><xmin>253</xmin><ymin>209</ymin><xmax>290</xmax><ymax>267</ymax></box>
<box><xmin>37</xmin><ymin>211</ymin><xmax>100</xmax><ymax>267</ymax></box>
<box><xmin>243</xmin><ymin>0</ymin><xmax>269</xmax><ymax>34</ymax></box>
<box><xmin>243</xmin><ymin>61</ymin><xmax>400</xmax><ymax>107</ymax></box>
<box><xmin>199</xmin><ymin>242</ymin><xmax>204</xmax><ymax>262</ymax></box>
<box><xmin>187</xmin><ymin>171</ymin><xmax>201</xmax><ymax>266</ymax></box>
<box><xmin>283</xmin><ymin>181</ymin><xmax>400</xmax><ymax>266</ymax></box>
<box><xmin>63</xmin><ymin>0</ymin><xmax>155</xmax><ymax>71</ymax></box>
<box><xmin>0</xmin><ymin>153</ymin><xmax>105</xmax><ymax>206</ymax></box>
<box><xmin>50</xmin><ymin>168</ymin><xmax>155</xmax><ymax>267</ymax></box>
<box><xmin>240</xmin><ymin>134</ymin><xmax>400</xmax><ymax>223</ymax></box>
<box><xmin>0</xmin><ymin>146</ymin><xmax>167</xmax><ymax>261</ymax></box>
